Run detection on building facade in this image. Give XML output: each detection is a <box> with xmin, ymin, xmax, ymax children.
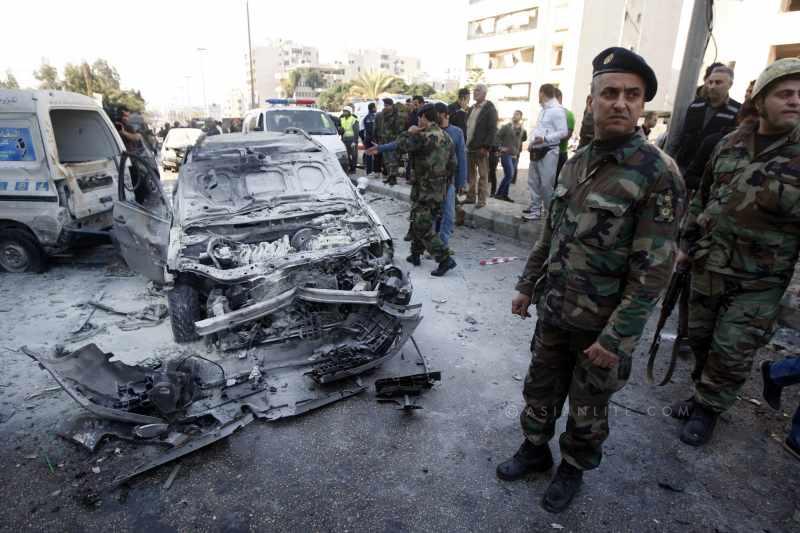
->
<box><xmin>245</xmin><ymin>39</ymin><xmax>320</xmax><ymax>105</ymax></box>
<box><xmin>345</xmin><ymin>49</ymin><xmax>422</xmax><ymax>82</ymax></box>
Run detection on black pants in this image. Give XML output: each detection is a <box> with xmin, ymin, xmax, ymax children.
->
<box><xmin>488</xmin><ymin>149</ymin><xmax>499</xmax><ymax>196</ymax></box>
<box><xmin>343</xmin><ymin>138</ymin><xmax>357</xmax><ymax>172</ymax></box>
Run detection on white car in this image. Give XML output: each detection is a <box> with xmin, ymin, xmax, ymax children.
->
<box><xmin>242</xmin><ymin>106</ymin><xmax>348</xmax><ymax>170</ymax></box>
<box><xmin>159</xmin><ymin>127</ymin><xmax>204</xmax><ymax>172</ymax></box>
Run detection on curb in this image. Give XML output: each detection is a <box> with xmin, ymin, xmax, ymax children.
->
<box><xmin>353</xmin><ymin>176</ymin><xmax>543</xmax><ymax>245</ymax></box>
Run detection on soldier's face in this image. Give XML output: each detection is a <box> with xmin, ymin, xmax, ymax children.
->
<box><xmin>757</xmin><ymin>78</ymin><xmax>800</xmax><ymax>134</ymax></box>
<box><xmin>418</xmin><ymin>115</ymin><xmax>430</xmax><ymax>128</ymax></box>
<box><xmin>588</xmin><ymin>73</ymin><xmax>645</xmax><ymax>139</ymax></box>
<box><xmin>706</xmin><ymin>71</ymin><xmax>732</xmax><ymax>102</ymax></box>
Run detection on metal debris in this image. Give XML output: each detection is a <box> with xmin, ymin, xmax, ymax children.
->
<box><xmin>163</xmin><ymin>464</ymin><xmax>182</xmax><ymax>491</ymax></box>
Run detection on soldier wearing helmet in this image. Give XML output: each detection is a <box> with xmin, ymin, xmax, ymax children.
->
<box><xmin>675</xmin><ymin>58</ymin><xmax>800</xmax><ymax>447</ymax></box>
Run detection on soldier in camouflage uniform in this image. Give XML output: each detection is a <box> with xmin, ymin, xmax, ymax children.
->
<box><xmin>368</xmin><ymin>104</ymin><xmax>458</xmax><ymax>276</ymax></box>
<box><xmin>497</xmin><ymin>48</ymin><xmax>685</xmax><ymax>514</ymax></box>
<box><xmin>375</xmin><ymin>98</ymin><xmax>407</xmax><ymax>186</ymax></box>
<box><xmin>676</xmin><ymin>58</ymin><xmax>800</xmax><ymax>447</ymax></box>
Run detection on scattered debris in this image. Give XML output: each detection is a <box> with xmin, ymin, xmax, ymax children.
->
<box><xmin>746</xmin><ymin>398</ymin><xmax>762</xmax><ymax>406</ymax></box>
<box><xmin>608</xmin><ymin>399</ymin><xmax>650</xmax><ymax>417</ymax></box>
<box><xmin>87</xmin><ymin>301</ymin><xmax>169</xmax><ymax>331</ymax></box>
<box><xmin>24</xmin><ymin>385</ymin><xmax>63</xmax><ymax>401</ymax></box>
<box><xmin>91</xmin><ymin>466</ymin><xmax>101</xmax><ymax>474</ymax></box>
<box><xmin>432</xmin><ymin>297</ymin><xmax>448</xmax><ymax>304</ymax></box>
<box><xmin>375</xmin><ymin>371</ymin><xmax>441</xmax><ymax>411</ymax></box>
<box><xmin>550</xmin><ymin>524</ymin><xmax>565</xmax><ymax>530</ymax></box>
<box><xmin>163</xmin><ymin>464</ymin><xmax>182</xmax><ymax>491</ymax></box>
<box><xmin>512</xmin><ymin>373</ymin><xmax>523</xmax><ymax>381</ymax></box>
<box><xmin>479</xmin><ymin>256</ymin><xmax>519</xmax><ymax>266</ymax></box>
<box><xmin>657</xmin><ymin>480</ymin><xmax>685</xmax><ymax>493</ymax></box>
<box><xmin>465</xmin><ymin>315</ymin><xmax>478</xmax><ymax>325</ymax></box>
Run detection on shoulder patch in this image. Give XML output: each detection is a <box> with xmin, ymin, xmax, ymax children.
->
<box><xmin>654</xmin><ymin>189</ymin><xmax>676</xmax><ymax>223</ymax></box>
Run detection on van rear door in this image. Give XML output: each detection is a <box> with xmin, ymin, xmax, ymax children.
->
<box><xmin>49</xmin><ymin>109</ymin><xmax>120</xmax><ymax>221</ymax></box>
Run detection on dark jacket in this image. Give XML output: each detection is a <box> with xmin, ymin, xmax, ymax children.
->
<box><xmin>674</xmin><ymin>97</ymin><xmax>741</xmax><ymax>169</ymax></box>
<box><xmin>683</xmin><ymin>130</ymin><xmax>725</xmax><ymax>192</ymax></box>
<box><xmin>465</xmin><ymin>100</ymin><xmax>498</xmax><ymax>151</ymax></box>
<box><xmin>448</xmin><ymin>102</ymin><xmax>467</xmax><ymax>138</ymax></box>
<box><xmin>361</xmin><ymin>111</ymin><xmax>376</xmax><ymax>145</ymax></box>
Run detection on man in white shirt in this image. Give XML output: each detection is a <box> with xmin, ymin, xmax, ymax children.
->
<box><xmin>524</xmin><ymin>84</ymin><xmax>568</xmax><ymax>219</ymax></box>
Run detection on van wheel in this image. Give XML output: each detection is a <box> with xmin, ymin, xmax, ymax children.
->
<box><xmin>167</xmin><ymin>281</ymin><xmax>202</xmax><ymax>343</ymax></box>
<box><xmin>0</xmin><ymin>229</ymin><xmax>46</xmax><ymax>273</ymax></box>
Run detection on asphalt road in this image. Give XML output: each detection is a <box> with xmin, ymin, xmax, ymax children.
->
<box><xmin>0</xmin><ymin>193</ymin><xmax>798</xmax><ymax>532</ymax></box>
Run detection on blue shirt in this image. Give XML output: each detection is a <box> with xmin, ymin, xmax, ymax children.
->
<box><xmin>377</xmin><ymin>124</ymin><xmax>467</xmax><ymax>189</ymax></box>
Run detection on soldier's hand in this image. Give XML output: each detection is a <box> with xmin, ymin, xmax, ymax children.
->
<box><xmin>408</xmin><ymin>125</ymin><xmax>422</xmax><ymax>134</ymax></box>
<box><xmin>676</xmin><ymin>250</ymin><xmax>690</xmax><ymax>265</ymax></box>
<box><xmin>511</xmin><ymin>292</ymin><xmax>532</xmax><ymax>318</ymax></box>
<box><xmin>584</xmin><ymin>342</ymin><xmax>619</xmax><ymax>369</ymax></box>
<box><xmin>365</xmin><ymin>146</ymin><xmax>379</xmax><ymax>156</ymax></box>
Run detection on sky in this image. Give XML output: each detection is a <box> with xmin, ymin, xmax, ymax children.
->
<box><xmin>2</xmin><ymin>0</ymin><xmax>464</xmax><ymax>111</ymax></box>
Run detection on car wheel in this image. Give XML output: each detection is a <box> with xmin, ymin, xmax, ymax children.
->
<box><xmin>167</xmin><ymin>281</ymin><xmax>202</xmax><ymax>342</ymax></box>
<box><xmin>0</xmin><ymin>229</ymin><xmax>46</xmax><ymax>273</ymax></box>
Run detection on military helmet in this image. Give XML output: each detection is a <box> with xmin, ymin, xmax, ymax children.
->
<box><xmin>752</xmin><ymin>58</ymin><xmax>800</xmax><ymax>99</ymax></box>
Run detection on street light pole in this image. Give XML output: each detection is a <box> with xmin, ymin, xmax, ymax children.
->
<box><xmin>246</xmin><ymin>0</ymin><xmax>256</xmax><ymax>110</ymax></box>
<box><xmin>197</xmin><ymin>47</ymin><xmax>209</xmax><ymax>118</ymax></box>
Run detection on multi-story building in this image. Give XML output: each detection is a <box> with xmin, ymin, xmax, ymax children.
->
<box><xmin>345</xmin><ymin>49</ymin><xmax>421</xmax><ymax>82</ymax></box>
<box><xmin>223</xmin><ymin>89</ymin><xmax>246</xmax><ymax>118</ymax></box>
<box><xmin>245</xmin><ymin>39</ymin><xmax>320</xmax><ymax>105</ymax></box>
<box><xmin>466</xmin><ymin>0</ymin><xmax>800</xmax><ymax>125</ymax></box>
<box><xmin>464</xmin><ymin>0</ymin><xmax>688</xmax><ymax>123</ymax></box>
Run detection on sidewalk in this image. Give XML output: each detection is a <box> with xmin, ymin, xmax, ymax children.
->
<box><xmin>353</xmin><ymin>155</ymin><xmax>544</xmax><ymax>244</ymax></box>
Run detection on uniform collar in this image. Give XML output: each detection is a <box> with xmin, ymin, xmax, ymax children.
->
<box><xmin>726</xmin><ymin>120</ymin><xmax>800</xmax><ymax>158</ymax></box>
<box><xmin>592</xmin><ymin>129</ymin><xmax>645</xmax><ymax>164</ymax></box>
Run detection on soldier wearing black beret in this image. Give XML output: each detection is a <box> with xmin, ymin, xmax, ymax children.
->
<box><xmin>497</xmin><ymin>47</ymin><xmax>685</xmax><ymax>513</ymax></box>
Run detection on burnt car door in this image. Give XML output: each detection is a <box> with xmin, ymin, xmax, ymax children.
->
<box><xmin>113</xmin><ymin>152</ymin><xmax>171</xmax><ymax>282</ymax></box>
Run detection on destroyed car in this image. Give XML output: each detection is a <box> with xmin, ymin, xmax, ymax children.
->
<box><xmin>114</xmin><ymin>131</ymin><xmax>420</xmax><ymax>380</ymax></box>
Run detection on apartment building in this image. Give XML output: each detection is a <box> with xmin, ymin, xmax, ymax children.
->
<box><xmin>345</xmin><ymin>49</ymin><xmax>422</xmax><ymax>82</ymax></box>
<box><xmin>245</xmin><ymin>39</ymin><xmax>320</xmax><ymax>104</ymax></box>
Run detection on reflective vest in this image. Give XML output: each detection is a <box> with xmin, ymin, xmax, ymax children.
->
<box><xmin>340</xmin><ymin>115</ymin><xmax>357</xmax><ymax>138</ymax></box>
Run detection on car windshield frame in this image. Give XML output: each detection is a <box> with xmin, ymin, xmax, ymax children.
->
<box><xmin>264</xmin><ymin>109</ymin><xmax>338</xmax><ymax>135</ymax></box>
<box><xmin>164</xmin><ymin>128</ymin><xmax>204</xmax><ymax>149</ymax></box>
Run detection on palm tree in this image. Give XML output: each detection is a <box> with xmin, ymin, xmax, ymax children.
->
<box><xmin>348</xmin><ymin>71</ymin><xmax>399</xmax><ymax>100</ymax></box>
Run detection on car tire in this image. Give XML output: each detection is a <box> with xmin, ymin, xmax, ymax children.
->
<box><xmin>0</xmin><ymin>228</ymin><xmax>47</xmax><ymax>273</ymax></box>
<box><xmin>167</xmin><ymin>281</ymin><xmax>202</xmax><ymax>343</ymax></box>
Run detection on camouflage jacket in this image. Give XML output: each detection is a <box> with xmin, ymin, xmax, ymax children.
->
<box><xmin>680</xmin><ymin>121</ymin><xmax>800</xmax><ymax>286</ymax></box>
<box><xmin>515</xmin><ymin>130</ymin><xmax>686</xmax><ymax>357</ymax></box>
<box><xmin>375</xmin><ymin>105</ymin><xmax>407</xmax><ymax>143</ymax></box>
<box><xmin>394</xmin><ymin>124</ymin><xmax>456</xmax><ymax>203</ymax></box>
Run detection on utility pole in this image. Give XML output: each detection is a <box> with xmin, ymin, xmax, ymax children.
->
<box><xmin>666</xmin><ymin>0</ymin><xmax>713</xmax><ymax>157</ymax></box>
<box><xmin>246</xmin><ymin>0</ymin><xmax>256</xmax><ymax>110</ymax></box>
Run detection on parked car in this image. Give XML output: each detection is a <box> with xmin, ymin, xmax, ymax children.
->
<box><xmin>242</xmin><ymin>103</ymin><xmax>349</xmax><ymax>171</ymax></box>
<box><xmin>0</xmin><ymin>89</ymin><xmax>125</xmax><ymax>272</ymax></box>
<box><xmin>113</xmin><ymin>131</ymin><xmax>420</xmax><ymax>379</ymax></box>
<box><xmin>159</xmin><ymin>127</ymin><xmax>204</xmax><ymax>172</ymax></box>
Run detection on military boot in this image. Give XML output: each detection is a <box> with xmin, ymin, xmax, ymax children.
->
<box><xmin>496</xmin><ymin>440</ymin><xmax>553</xmax><ymax>481</ymax></box>
<box><xmin>680</xmin><ymin>402</ymin><xmax>718</xmax><ymax>446</ymax></box>
<box><xmin>541</xmin><ymin>461</ymin><xmax>583</xmax><ymax>513</ymax></box>
<box><xmin>669</xmin><ymin>397</ymin><xmax>695</xmax><ymax>420</ymax></box>
<box><xmin>406</xmin><ymin>254</ymin><xmax>421</xmax><ymax>266</ymax></box>
<box><xmin>431</xmin><ymin>257</ymin><xmax>456</xmax><ymax>277</ymax></box>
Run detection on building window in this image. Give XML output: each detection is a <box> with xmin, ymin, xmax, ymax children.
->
<box><xmin>467</xmin><ymin>8</ymin><xmax>538</xmax><ymax>39</ymax></box>
<box><xmin>552</xmin><ymin>45</ymin><xmax>564</xmax><ymax>68</ymax></box>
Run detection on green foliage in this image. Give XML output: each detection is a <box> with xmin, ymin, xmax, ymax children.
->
<box><xmin>44</xmin><ymin>58</ymin><xmax>145</xmax><ymax>111</ymax></box>
<box><xmin>407</xmin><ymin>83</ymin><xmax>435</xmax><ymax>97</ymax></box>
<box><xmin>0</xmin><ymin>69</ymin><xmax>19</xmax><ymax>89</ymax></box>
<box><xmin>33</xmin><ymin>63</ymin><xmax>61</xmax><ymax>90</ymax></box>
<box><xmin>386</xmin><ymin>78</ymin><xmax>409</xmax><ymax>94</ymax></box>
<box><xmin>349</xmin><ymin>71</ymin><xmax>400</xmax><ymax>100</ymax></box>
<box><xmin>433</xmin><ymin>89</ymin><xmax>458</xmax><ymax>104</ymax></box>
<box><xmin>466</xmin><ymin>68</ymin><xmax>485</xmax><ymax>88</ymax></box>
<box><xmin>318</xmin><ymin>82</ymin><xmax>353</xmax><ymax>111</ymax></box>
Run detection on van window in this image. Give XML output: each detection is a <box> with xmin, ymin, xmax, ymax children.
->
<box><xmin>50</xmin><ymin>109</ymin><xmax>119</xmax><ymax>163</ymax></box>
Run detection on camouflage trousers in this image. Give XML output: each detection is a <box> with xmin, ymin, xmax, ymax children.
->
<box><xmin>521</xmin><ymin>321</ymin><xmax>629</xmax><ymax>470</ymax></box>
<box><xmin>382</xmin><ymin>152</ymin><xmax>399</xmax><ymax>183</ymax></box>
<box><xmin>410</xmin><ymin>199</ymin><xmax>451</xmax><ymax>262</ymax></box>
<box><xmin>689</xmin><ymin>269</ymin><xmax>784</xmax><ymax>413</ymax></box>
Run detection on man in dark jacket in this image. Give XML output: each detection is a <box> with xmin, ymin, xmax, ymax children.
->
<box><xmin>360</xmin><ymin>102</ymin><xmax>378</xmax><ymax>174</ymax></box>
<box><xmin>448</xmin><ymin>88</ymin><xmax>470</xmax><ymax>138</ymax></box>
<box><xmin>672</xmin><ymin>65</ymin><xmax>741</xmax><ymax>172</ymax></box>
<box><xmin>464</xmin><ymin>84</ymin><xmax>498</xmax><ymax>208</ymax></box>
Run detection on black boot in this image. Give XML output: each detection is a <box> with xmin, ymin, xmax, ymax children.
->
<box><xmin>680</xmin><ymin>402</ymin><xmax>718</xmax><ymax>446</ymax></box>
<box><xmin>541</xmin><ymin>461</ymin><xmax>583</xmax><ymax>513</ymax></box>
<box><xmin>669</xmin><ymin>397</ymin><xmax>695</xmax><ymax>420</ymax></box>
<box><xmin>406</xmin><ymin>254</ymin><xmax>421</xmax><ymax>266</ymax></box>
<box><xmin>403</xmin><ymin>232</ymin><xmax>412</xmax><ymax>242</ymax></box>
<box><xmin>760</xmin><ymin>361</ymin><xmax>783</xmax><ymax>410</ymax></box>
<box><xmin>431</xmin><ymin>257</ymin><xmax>456</xmax><ymax>277</ymax></box>
<box><xmin>496</xmin><ymin>440</ymin><xmax>553</xmax><ymax>481</ymax></box>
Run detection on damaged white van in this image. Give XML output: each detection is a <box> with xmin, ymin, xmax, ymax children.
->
<box><xmin>0</xmin><ymin>89</ymin><xmax>125</xmax><ymax>272</ymax></box>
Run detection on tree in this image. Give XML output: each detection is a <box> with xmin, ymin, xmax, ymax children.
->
<box><xmin>34</xmin><ymin>62</ymin><xmax>61</xmax><ymax>90</ymax></box>
<box><xmin>407</xmin><ymin>83</ymin><xmax>436</xmax><ymax>98</ymax></box>
<box><xmin>348</xmin><ymin>71</ymin><xmax>400</xmax><ymax>100</ymax></box>
<box><xmin>433</xmin><ymin>89</ymin><xmax>458</xmax><ymax>104</ymax></box>
<box><xmin>281</xmin><ymin>69</ymin><xmax>303</xmax><ymax>98</ymax></box>
<box><xmin>386</xmin><ymin>78</ymin><xmax>409</xmax><ymax>94</ymax></box>
<box><xmin>304</xmin><ymin>69</ymin><xmax>325</xmax><ymax>90</ymax></box>
<box><xmin>318</xmin><ymin>82</ymin><xmax>353</xmax><ymax>111</ymax></box>
<box><xmin>466</xmin><ymin>68</ymin><xmax>485</xmax><ymax>88</ymax></box>
<box><xmin>0</xmin><ymin>69</ymin><xmax>19</xmax><ymax>89</ymax></box>
<box><xmin>60</xmin><ymin>59</ymin><xmax>145</xmax><ymax>112</ymax></box>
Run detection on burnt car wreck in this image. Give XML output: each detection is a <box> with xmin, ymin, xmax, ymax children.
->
<box><xmin>113</xmin><ymin>132</ymin><xmax>422</xmax><ymax>380</ymax></box>
<box><xmin>21</xmin><ymin>131</ymin><xmax>432</xmax><ymax>488</ymax></box>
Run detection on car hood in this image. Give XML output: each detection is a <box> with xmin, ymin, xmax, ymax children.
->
<box><xmin>312</xmin><ymin>134</ymin><xmax>346</xmax><ymax>154</ymax></box>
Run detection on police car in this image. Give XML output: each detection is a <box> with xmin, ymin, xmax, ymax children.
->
<box><xmin>242</xmin><ymin>99</ymin><xmax>349</xmax><ymax>171</ymax></box>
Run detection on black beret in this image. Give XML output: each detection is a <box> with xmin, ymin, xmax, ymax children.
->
<box><xmin>382</xmin><ymin>97</ymin><xmax>394</xmax><ymax>105</ymax></box>
<box><xmin>592</xmin><ymin>47</ymin><xmax>658</xmax><ymax>102</ymax></box>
